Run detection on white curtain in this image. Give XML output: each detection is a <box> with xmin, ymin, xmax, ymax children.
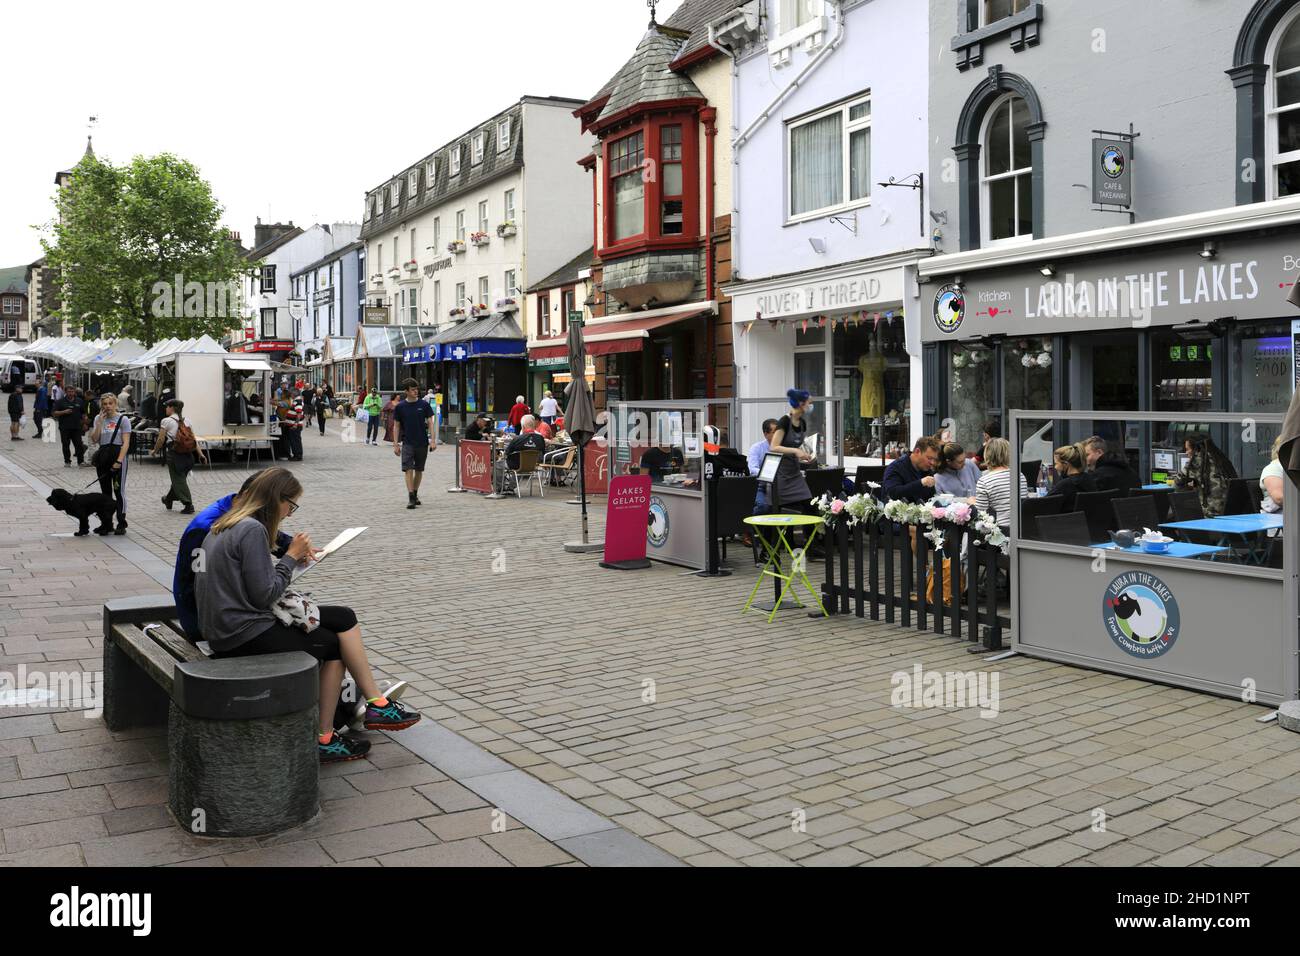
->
<box><xmin>614</xmin><ymin>173</ymin><xmax>644</xmax><ymax>239</ymax></box>
<box><xmin>849</xmin><ymin>128</ymin><xmax>871</xmax><ymax>202</ymax></box>
<box><xmin>791</xmin><ymin>113</ymin><xmax>842</xmax><ymax>215</ymax></box>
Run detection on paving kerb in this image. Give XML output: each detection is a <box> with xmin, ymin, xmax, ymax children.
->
<box><xmin>2</xmin><ymin>392</ymin><xmax>1297</xmax><ymax>865</ymax></box>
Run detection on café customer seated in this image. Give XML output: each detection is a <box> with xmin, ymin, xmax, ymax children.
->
<box><xmin>493</xmin><ymin>415</ymin><xmax>547</xmax><ymax>494</ymax></box>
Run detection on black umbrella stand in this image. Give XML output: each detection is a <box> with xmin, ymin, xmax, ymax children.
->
<box><xmin>563</xmin><ymin>441</ymin><xmax>603</xmax><ymax>553</ymax></box>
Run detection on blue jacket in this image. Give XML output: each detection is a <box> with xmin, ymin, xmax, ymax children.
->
<box><xmin>883</xmin><ymin>455</ymin><xmax>933</xmax><ymax>503</ymax></box>
<box><xmin>34</xmin><ymin>386</ymin><xmax>50</xmax><ymax>413</ymax></box>
<box><xmin>173</xmin><ymin>494</ymin><xmax>291</xmax><ymax>641</ymax></box>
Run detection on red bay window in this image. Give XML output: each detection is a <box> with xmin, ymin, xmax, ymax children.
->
<box><xmin>600</xmin><ymin>111</ymin><xmax>700</xmax><ymax>258</ymax></box>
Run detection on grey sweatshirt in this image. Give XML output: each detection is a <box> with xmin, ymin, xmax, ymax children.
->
<box><xmin>196</xmin><ymin>516</ymin><xmax>298</xmax><ymax>652</ymax></box>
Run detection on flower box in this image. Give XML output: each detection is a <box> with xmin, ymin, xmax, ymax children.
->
<box><xmin>448</xmin><ymin>307</ymin><xmax>466</xmax><ymax>319</ymax></box>
<box><xmin>385</xmin><ymin>268</ymin><xmax>400</xmax><ymax>280</ymax></box>
<box><xmin>470</xmin><ymin>304</ymin><xmax>490</xmax><ymax>318</ymax></box>
<box><xmin>495</xmin><ymin>297</ymin><xmax>518</xmax><ymax>312</ymax></box>
<box><xmin>447</xmin><ymin>240</ymin><xmax>466</xmax><ymax>254</ymax></box>
<box><xmin>369</xmin><ymin>273</ymin><xmax>385</xmax><ymax>285</ymax></box>
<box><xmin>496</xmin><ymin>222</ymin><xmax>517</xmax><ymax>238</ymax></box>
<box><xmin>403</xmin><ymin>260</ymin><xmax>418</xmax><ymax>273</ymax></box>
<box><xmin>469</xmin><ymin>232</ymin><xmax>490</xmax><ymax>247</ymax></box>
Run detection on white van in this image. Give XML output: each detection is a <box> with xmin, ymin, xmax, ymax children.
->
<box><xmin>1</xmin><ymin>358</ymin><xmax>37</xmax><ymax>393</ymax></box>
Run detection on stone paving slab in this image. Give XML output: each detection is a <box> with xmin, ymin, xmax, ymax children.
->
<box><xmin>2</xmin><ymin>397</ymin><xmax>1299</xmax><ymax>866</ymax></box>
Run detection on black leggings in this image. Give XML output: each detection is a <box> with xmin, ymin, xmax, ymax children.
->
<box><xmin>215</xmin><ymin>605</ymin><xmax>358</xmax><ymax>663</ymax></box>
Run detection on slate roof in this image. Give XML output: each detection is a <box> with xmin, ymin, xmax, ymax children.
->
<box><xmin>359</xmin><ymin>96</ymin><xmax>583</xmax><ymax>241</ymax></box>
<box><xmin>593</xmin><ymin>26</ymin><xmax>704</xmax><ymax>126</ymax></box>
<box><xmin>291</xmin><ymin>240</ymin><xmax>364</xmax><ymax>280</ymax></box>
<box><xmin>665</xmin><ymin>0</ymin><xmax>745</xmax><ymax>64</ymax></box>
<box><xmin>526</xmin><ymin>246</ymin><xmax>594</xmax><ymax>294</ymax></box>
<box><xmin>0</xmin><ymin>266</ymin><xmax>28</xmax><ymax>295</ymax></box>
<box><xmin>245</xmin><ymin>226</ymin><xmax>305</xmax><ymax>262</ymax></box>
<box><xmin>429</xmin><ymin>313</ymin><xmax>525</xmax><ymax>344</ymax></box>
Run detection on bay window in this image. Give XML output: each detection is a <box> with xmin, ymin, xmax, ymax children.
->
<box><xmin>1268</xmin><ymin>6</ymin><xmax>1300</xmax><ymax>198</ymax></box>
<box><xmin>982</xmin><ymin>0</ymin><xmax>1030</xmax><ymax>26</ymax></box>
<box><xmin>660</xmin><ymin>125</ymin><xmax>684</xmax><ymax>234</ymax></box>
<box><xmin>788</xmin><ymin>94</ymin><xmax>871</xmax><ymax>220</ymax></box>
<box><xmin>609</xmin><ymin>131</ymin><xmax>646</xmax><ymax>241</ymax></box>
<box><xmin>600</xmin><ymin>113</ymin><xmax>700</xmax><ymax>253</ymax></box>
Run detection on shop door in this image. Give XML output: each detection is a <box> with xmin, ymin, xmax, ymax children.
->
<box><xmin>794</xmin><ymin>350</ymin><xmax>826</xmax><ymax>455</ymax></box>
<box><xmin>1073</xmin><ymin>332</ymin><xmax>1140</xmax><ymax>470</ymax></box>
<box><xmin>653</xmin><ymin>339</ymin><xmax>673</xmax><ymax>399</ymax></box>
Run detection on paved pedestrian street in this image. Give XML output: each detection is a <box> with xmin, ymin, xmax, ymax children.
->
<box><xmin>3</xmin><ymin>416</ymin><xmax>1300</xmax><ymax>867</ymax></box>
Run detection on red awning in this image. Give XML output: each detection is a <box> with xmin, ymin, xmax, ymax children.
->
<box><xmin>529</xmin><ymin>343</ymin><xmax>569</xmax><ymax>360</ymax></box>
<box><xmin>582</xmin><ymin>309</ymin><xmax>710</xmax><ymax>356</ymax></box>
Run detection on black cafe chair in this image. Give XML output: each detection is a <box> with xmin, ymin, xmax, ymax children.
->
<box><xmin>855</xmin><ymin>464</ymin><xmax>886</xmax><ymax>496</ymax></box>
<box><xmin>1020</xmin><ymin>460</ymin><xmax>1042</xmax><ymax>490</ymax></box>
<box><xmin>1223</xmin><ymin>478</ymin><xmax>1262</xmax><ymax>516</ymax></box>
<box><xmin>1169</xmin><ymin>490</ymin><xmax>1204</xmax><ymax>521</ymax></box>
<box><xmin>1035</xmin><ymin>512</ymin><xmax>1093</xmax><ymax>547</ymax></box>
<box><xmin>1112</xmin><ymin>495</ymin><xmax>1160</xmax><ymax>534</ymax></box>
<box><xmin>1130</xmin><ymin>487</ymin><xmax>1171</xmax><ymax>524</ymax></box>
<box><xmin>1020</xmin><ymin>495</ymin><xmax>1064</xmax><ymax>540</ymax></box>
<box><xmin>1074</xmin><ymin>489</ymin><xmax>1119</xmax><ymax>542</ymax></box>
<box><xmin>805</xmin><ymin>467</ymin><xmax>845</xmax><ymax>500</ymax></box>
<box><xmin>716</xmin><ymin>476</ymin><xmax>758</xmax><ymax>563</ymax></box>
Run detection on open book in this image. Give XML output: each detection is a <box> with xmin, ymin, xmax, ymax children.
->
<box><xmin>293</xmin><ymin>526</ymin><xmax>366</xmax><ymax>579</ymax></box>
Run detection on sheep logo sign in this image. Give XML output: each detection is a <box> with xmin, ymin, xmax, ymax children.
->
<box><xmin>1102</xmin><ymin>571</ymin><xmax>1180</xmax><ymax>659</ymax></box>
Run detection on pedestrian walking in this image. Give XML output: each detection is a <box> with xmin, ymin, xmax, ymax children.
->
<box><xmin>382</xmin><ymin>393</ymin><xmax>399</xmax><ymax>444</ymax></box>
<box><xmin>392</xmin><ymin>378</ymin><xmax>436</xmax><ymax>509</ymax></box>
<box><xmin>49</xmin><ymin>376</ymin><xmax>64</xmax><ymax>404</ymax></box>
<box><xmin>153</xmin><ymin>398</ymin><xmax>206</xmax><ymax>514</ymax></box>
<box><xmin>33</xmin><ymin>379</ymin><xmax>50</xmax><ymax>438</ymax></box>
<box><xmin>363</xmin><ymin>386</ymin><xmax>383</xmax><ymax>445</ymax></box>
<box><xmin>301</xmin><ymin>384</ymin><xmax>315</xmax><ymax>426</ymax></box>
<box><xmin>89</xmin><ymin>392</ymin><xmax>131</xmax><ymax>534</ymax></box>
<box><xmin>316</xmin><ymin>384</ymin><xmax>328</xmax><ymax>435</ymax></box>
<box><xmin>279</xmin><ymin>388</ymin><xmax>305</xmax><ymax>461</ymax></box>
<box><xmin>52</xmin><ymin>386</ymin><xmax>86</xmax><ymax>466</ymax></box>
<box><xmin>7</xmin><ymin>387</ymin><xmax>24</xmax><ymax>441</ymax></box>
<box><xmin>117</xmin><ymin>383</ymin><xmax>135</xmax><ymax>412</ymax></box>
<box><xmin>508</xmin><ymin>395</ymin><xmax>530</xmax><ymax>432</ymax></box>
<box><xmin>537</xmin><ymin>390</ymin><xmax>559</xmax><ymax>426</ymax></box>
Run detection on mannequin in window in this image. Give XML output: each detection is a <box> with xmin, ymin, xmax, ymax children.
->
<box><xmin>858</xmin><ymin>334</ymin><xmax>886</xmax><ymax>421</ymax></box>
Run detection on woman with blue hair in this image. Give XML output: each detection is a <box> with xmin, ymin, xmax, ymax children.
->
<box><xmin>768</xmin><ymin>388</ymin><xmax>815</xmax><ymax>509</ymax></box>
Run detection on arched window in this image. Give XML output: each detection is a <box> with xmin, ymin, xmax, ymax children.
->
<box><xmin>980</xmin><ymin>94</ymin><xmax>1033</xmax><ymax>242</ymax></box>
<box><xmin>1267</xmin><ymin>5</ymin><xmax>1300</xmax><ymax>197</ymax></box>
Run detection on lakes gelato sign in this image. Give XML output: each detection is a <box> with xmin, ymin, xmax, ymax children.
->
<box><xmin>921</xmin><ymin>233</ymin><xmax>1300</xmax><ymax>341</ymax></box>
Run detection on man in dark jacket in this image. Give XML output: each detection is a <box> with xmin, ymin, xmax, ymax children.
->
<box><xmin>1092</xmin><ymin>450</ymin><xmax>1140</xmax><ymax>496</ymax></box>
<box><xmin>883</xmin><ymin>437</ymin><xmax>941</xmax><ymax>502</ymax></box>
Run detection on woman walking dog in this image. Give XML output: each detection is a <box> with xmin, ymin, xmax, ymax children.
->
<box><xmin>89</xmin><ymin>392</ymin><xmax>131</xmax><ymax>535</ymax></box>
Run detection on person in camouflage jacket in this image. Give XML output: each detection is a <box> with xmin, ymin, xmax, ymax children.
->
<box><xmin>1175</xmin><ymin>434</ymin><xmax>1238</xmax><ymax>516</ymax></box>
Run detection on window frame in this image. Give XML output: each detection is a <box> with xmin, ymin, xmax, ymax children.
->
<box><xmin>408</xmin><ymin>286</ymin><xmax>419</xmax><ymax>324</ymax></box>
<box><xmin>455</xmin><ymin>282</ymin><xmax>466</xmax><ymax>312</ymax></box>
<box><xmin>979</xmin><ymin>92</ymin><xmax>1035</xmax><ymax>247</ymax></box>
<box><xmin>260</xmin><ymin>307</ymin><xmax>278</xmax><ymax>339</ymax></box>
<box><xmin>260</xmin><ymin>264</ymin><xmax>277</xmax><ymax>293</ymax></box>
<box><xmin>497</xmin><ymin>118</ymin><xmax>511</xmax><ymax>152</ymax></box>
<box><xmin>561</xmin><ymin>288</ymin><xmax>576</xmax><ymax>336</ymax></box>
<box><xmin>478</xmin><ymin>276</ymin><xmax>490</xmax><ymax>306</ymax></box>
<box><xmin>472</xmin><ymin>132</ymin><xmax>486</xmax><ymax>165</ymax></box>
<box><xmin>770</xmin><ymin>0</ymin><xmax>828</xmax><ymax>57</ymax></box>
<box><xmin>503</xmin><ymin>188</ymin><xmax>516</xmax><ymax>222</ymax></box>
<box><xmin>1266</xmin><ymin>4</ymin><xmax>1300</xmax><ymax>200</ymax></box>
<box><xmin>450</xmin><ymin>147</ymin><xmax>462</xmax><ymax>177</ymax></box>
<box><xmin>785</xmin><ymin>93</ymin><xmax>873</xmax><ymax>223</ymax></box>
<box><xmin>538</xmin><ymin>293</ymin><xmax>551</xmax><ymax>337</ymax></box>
<box><xmin>980</xmin><ymin>0</ymin><xmax>1030</xmax><ymax>27</ymax></box>
<box><xmin>433</xmin><ymin>217</ymin><xmax>440</xmax><ymax>250</ymax></box>
<box><xmin>478</xmin><ymin>200</ymin><xmax>489</xmax><ymax>235</ymax></box>
<box><xmin>599</xmin><ymin>112</ymin><xmax>701</xmax><ymax>258</ymax></box>
<box><xmin>504</xmin><ymin>269</ymin><xmax>517</xmax><ymax>297</ymax></box>
<box><xmin>456</xmin><ymin>210</ymin><xmax>466</xmax><ymax>242</ymax></box>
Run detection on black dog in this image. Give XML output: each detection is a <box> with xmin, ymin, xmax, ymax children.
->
<box><xmin>46</xmin><ymin>488</ymin><xmax>115</xmax><ymax>536</ymax></box>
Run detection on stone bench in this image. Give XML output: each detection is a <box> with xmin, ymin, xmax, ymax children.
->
<box><xmin>102</xmin><ymin>596</ymin><xmax>320</xmax><ymax>838</ymax></box>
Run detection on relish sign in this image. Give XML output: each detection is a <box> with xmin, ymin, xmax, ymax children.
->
<box><xmin>459</xmin><ymin>440</ymin><xmax>493</xmax><ymax>493</ymax></box>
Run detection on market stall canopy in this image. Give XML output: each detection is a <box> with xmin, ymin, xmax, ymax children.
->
<box><xmin>22</xmin><ymin>336</ymin><xmax>114</xmax><ymax>366</ymax></box>
<box><xmin>77</xmin><ymin>338</ymin><xmax>146</xmax><ymax>372</ymax></box>
<box><xmin>429</xmin><ymin>313</ymin><xmax>525</xmax><ymax>360</ymax></box>
<box><xmin>529</xmin><ymin>309</ymin><xmax>709</xmax><ymax>359</ymax></box>
<box><xmin>320</xmin><ymin>336</ymin><xmax>355</xmax><ymax>365</ymax></box>
<box><xmin>128</xmin><ymin>334</ymin><xmax>225</xmax><ymax>368</ymax></box>
<box><xmin>224</xmin><ymin>358</ymin><xmax>271</xmax><ymax>372</ymax></box>
<box><xmin>0</xmin><ymin>340</ymin><xmax>22</xmax><ymax>354</ymax></box>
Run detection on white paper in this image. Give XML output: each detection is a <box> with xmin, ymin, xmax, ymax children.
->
<box><xmin>294</xmin><ymin>526</ymin><xmax>366</xmax><ymax>578</ymax></box>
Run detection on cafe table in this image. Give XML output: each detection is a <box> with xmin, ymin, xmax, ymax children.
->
<box><xmin>1141</xmin><ymin>483</ymin><xmax>1175</xmax><ymax>491</ymax></box>
<box><xmin>1092</xmin><ymin>541</ymin><xmax>1227</xmax><ymax>560</ymax></box>
<box><xmin>1160</xmin><ymin>514</ymin><xmax>1283</xmax><ymax>564</ymax></box>
<box><xmin>742</xmin><ymin>514</ymin><xmax>828</xmax><ymax>623</ymax></box>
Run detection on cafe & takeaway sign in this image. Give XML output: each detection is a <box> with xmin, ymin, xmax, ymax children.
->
<box><xmin>921</xmin><ymin>232</ymin><xmax>1300</xmax><ymax>341</ymax></box>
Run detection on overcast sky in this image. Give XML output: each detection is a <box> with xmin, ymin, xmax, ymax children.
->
<box><xmin>1</xmin><ymin>0</ymin><xmax>684</xmax><ymax>267</ymax></box>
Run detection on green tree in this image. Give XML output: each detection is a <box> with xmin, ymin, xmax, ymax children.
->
<box><xmin>42</xmin><ymin>152</ymin><xmax>248</xmax><ymax>346</ymax></box>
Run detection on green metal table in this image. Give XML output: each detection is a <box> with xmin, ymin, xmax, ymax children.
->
<box><xmin>743</xmin><ymin>514</ymin><xmax>829</xmax><ymax>623</ymax></box>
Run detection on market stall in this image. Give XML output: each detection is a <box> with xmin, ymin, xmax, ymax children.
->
<box><xmin>1009</xmin><ymin>408</ymin><xmax>1293</xmax><ymax>705</ymax></box>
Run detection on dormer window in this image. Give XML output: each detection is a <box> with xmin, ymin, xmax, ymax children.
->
<box><xmin>408</xmin><ymin>171</ymin><xmax>418</xmax><ymax>196</ymax></box>
<box><xmin>497</xmin><ymin>119</ymin><xmax>511</xmax><ymax>151</ymax></box>
<box><xmin>390</xmin><ymin>182</ymin><xmax>401</xmax><ymax>207</ymax></box>
<box><xmin>425</xmin><ymin>160</ymin><xmax>436</xmax><ymax>185</ymax></box>
<box><xmin>450</xmin><ymin>147</ymin><xmax>462</xmax><ymax>177</ymax></box>
<box><xmin>472</xmin><ymin>132</ymin><xmax>485</xmax><ymax>165</ymax></box>
<box><xmin>378</xmin><ymin>191</ymin><xmax>386</xmax><ymax>214</ymax></box>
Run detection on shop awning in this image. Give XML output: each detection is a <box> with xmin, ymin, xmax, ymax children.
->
<box><xmin>224</xmin><ymin>358</ymin><xmax>268</xmax><ymax>371</ymax></box>
<box><xmin>575</xmin><ymin>309</ymin><xmax>710</xmax><ymax>356</ymax></box>
<box><xmin>431</xmin><ymin>313</ymin><xmax>526</xmax><ymax>360</ymax></box>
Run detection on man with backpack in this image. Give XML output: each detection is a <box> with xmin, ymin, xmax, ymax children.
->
<box><xmin>152</xmin><ymin>398</ymin><xmax>206</xmax><ymax>514</ymax></box>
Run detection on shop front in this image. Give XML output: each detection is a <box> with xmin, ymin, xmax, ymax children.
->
<box><xmin>582</xmin><ymin>309</ymin><xmax>714</xmax><ymax>409</ymax></box>
<box><xmin>727</xmin><ymin>258</ymin><xmax>923</xmax><ymax>468</ymax></box>
<box><xmin>354</xmin><ymin>325</ymin><xmax>431</xmax><ymax>398</ymax></box>
<box><xmin>919</xmin><ymin>200</ymin><xmax>1300</xmax><ymax>482</ymax></box>
<box><xmin>400</xmin><ymin>343</ymin><xmax>440</xmax><ymax>393</ymax></box>
<box><xmin>320</xmin><ymin>335</ymin><xmax>356</xmax><ymax>397</ymax></box>
<box><xmin>430</xmin><ymin>314</ymin><xmax>527</xmax><ymax>431</ymax></box>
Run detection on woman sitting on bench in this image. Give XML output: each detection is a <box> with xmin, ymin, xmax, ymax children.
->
<box><xmin>196</xmin><ymin>468</ymin><xmax>421</xmax><ymax>763</ymax></box>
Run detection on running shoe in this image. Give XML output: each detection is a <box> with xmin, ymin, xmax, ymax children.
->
<box><xmin>363</xmin><ymin>696</ymin><xmax>421</xmax><ymax>731</ymax></box>
<box><xmin>348</xmin><ymin>680</ymin><xmax>408</xmax><ymax>731</ymax></box>
<box><xmin>319</xmin><ymin>732</ymin><xmax>371</xmax><ymax>763</ymax></box>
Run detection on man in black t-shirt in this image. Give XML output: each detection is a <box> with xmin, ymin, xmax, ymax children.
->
<box><xmin>464</xmin><ymin>414</ymin><xmax>492</xmax><ymax>441</ymax></box>
<box><xmin>392</xmin><ymin>378</ymin><xmax>436</xmax><ymax>509</ymax></box>
<box><xmin>52</xmin><ymin>388</ymin><xmax>87</xmax><ymax>467</ymax></box>
<box><xmin>492</xmin><ymin>415</ymin><xmax>547</xmax><ymax>494</ymax></box>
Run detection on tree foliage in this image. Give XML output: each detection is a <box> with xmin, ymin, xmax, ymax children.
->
<box><xmin>42</xmin><ymin>153</ymin><xmax>247</xmax><ymax>346</ymax></box>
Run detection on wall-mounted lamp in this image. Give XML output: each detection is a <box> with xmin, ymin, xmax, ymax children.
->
<box><xmin>1200</xmin><ymin>241</ymin><xmax>1217</xmax><ymax>259</ymax></box>
<box><xmin>1039</xmin><ymin>263</ymin><xmax>1056</xmax><ymax>277</ymax></box>
<box><xmin>808</xmin><ymin>237</ymin><xmax>827</xmax><ymax>254</ymax></box>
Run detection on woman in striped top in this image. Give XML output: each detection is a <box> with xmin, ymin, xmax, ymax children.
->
<box><xmin>975</xmin><ymin>438</ymin><xmax>1028</xmax><ymax>529</ymax></box>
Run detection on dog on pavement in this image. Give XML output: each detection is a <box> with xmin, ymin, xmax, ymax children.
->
<box><xmin>46</xmin><ymin>488</ymin><xmax>115</xmax><ymax>536</ymax></box>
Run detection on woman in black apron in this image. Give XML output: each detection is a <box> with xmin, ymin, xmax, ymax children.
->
<box><xmin>766</xmin><ymin>389</ymin><xmax>820</xmax><ymax>551</ymax></box>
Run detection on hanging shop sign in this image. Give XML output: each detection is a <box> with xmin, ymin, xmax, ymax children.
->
<box><xmin>1092</xmin><ymin>138</ymin><xmax>1133</xmax><ymax>208</ymax></box>
<box><xmin>921</xmin><ymin>231</ymin><xmax>1300</xmax><ymax>341</ymax></box>
<box><xmin>313</xmin><ymin>287</ymin><xmax>335</xmax><ymax>307</ymax></box>
<box><xmin>364</xmin><ymin>306</ymin><xmax>390</xmax><ymax>325</ymax></box>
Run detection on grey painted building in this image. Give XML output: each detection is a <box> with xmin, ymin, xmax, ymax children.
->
<box><xmin>919</xmin><ymin>0</ymin><xmax>1300</xmax><ymax>482</ymax></box>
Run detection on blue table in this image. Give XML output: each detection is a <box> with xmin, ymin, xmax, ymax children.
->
<box><xmin>1141</xmin><ymin>484</ymin><xmax>1175</xmax><ymax>491</ymax></box>
<box><xmin>1093</xmin><ymin>541</ymin><xmax>1227</xmax><ymax>559</ymax></box>
<box><xmin>1160</xmin><ymin>514</ymin><xmax>1283</xmax><ymax>564</ymax></box>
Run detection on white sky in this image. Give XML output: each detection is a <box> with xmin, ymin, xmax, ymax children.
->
<box><xmin>0</xmin><ymin>0</ymin><xmax>685</xmax><ymax>266</ymax></box>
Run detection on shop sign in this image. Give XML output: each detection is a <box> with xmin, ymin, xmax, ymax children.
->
<box><xmin>1092</xmin><ymin>138</ymin><xmax>1133</xmax><ymax>207</ymax></box>
<box><xmin>921</xmin><ymin>231</ymin><xmax>1300</xmax><ymax>341</ymax></box>
<box><xmin>365</xmin><ymin>306</ymin><xmax>390</xmax><ymax>324</ymax></box>
<box><xmin>313</xmin><ymin>287</ymin><xmax>335</xmax><ymax>307</ymax></box>
<box><xmin>1102</xmin><ymin>570</ymin><xmax>1180</xmax><ymax>659</ymax></box>
<box><xmin>739</xmin><ymin>268</ymin><xmax>905</xmax><ymax>321</ymax></box>
<box><xmin>529</xmin><ymin>355</ymin><xmax>569</xmax><ymax>369</ymax></box>
<box><xmin>239</xmin><ymin>340</ymin><xmax>293</xmax><ymax>353</ymax></box>
<box><xmin>459</xmin><ymin>440</ymin><xmax>493</xmax><ymax>493</ymax></box>
<box><xmin>445</xmin><ymin>344</ymin><xmax>471</xmax><ymax>362</ymax></box>
<box><xmin>602</xmin><ymin>475</ymin><xmax>651</xmax><ymax>565</ymax></box>
<box><xmin>402</xmin><ymin>345</ymin><xmax>429</xmax><ymax>365</ymax></box>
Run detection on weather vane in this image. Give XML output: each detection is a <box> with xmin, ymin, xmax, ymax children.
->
<box><xmin>647</xmin><ymin>0</ymin><xmax>658</xmax><ymax>26</ymax></box>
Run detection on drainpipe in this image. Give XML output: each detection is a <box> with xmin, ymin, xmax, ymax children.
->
<box><xmin>707</xmin><ymin>24</ymin><xmax>742</xmax><ymax>283</ymax></box>
<box><xmin>702</xmin><ymin>107</ymin><xmax>718</xmax><ymax>397</ymax></box>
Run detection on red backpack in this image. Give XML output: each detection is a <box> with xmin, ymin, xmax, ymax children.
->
<box><xmin>172</xmin><ymin>416</ymin><xmax>197</xmax><ymax>455</ymax></box>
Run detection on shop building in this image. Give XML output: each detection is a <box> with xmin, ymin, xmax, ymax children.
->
<box><xmin>0</xmin><ymin>276</ymin><xmax>28</xmax><ymax>343</ymax></box>
<box><xmin>920</xmin><ymin>0</ymin><xmax>1300</xmax><ymax>479</ymax></box>
<box><xmin>572</xmin><ymin>0</ymin><xmax>735</xmax><ymax>408</ymax></box>
<box><xmin>524</xmin><ymin>246</ymin><xmax>595</xmax><ymax>402</ymax></box>
<box><xmin>232</xmin><ymin>220</ymin><xmax>360</xmax><ymax>361</ymax></box>
<box><xmin>718</xmin><ymin>0</ymin><xmax>931</xmax><ymax>462</ymax></box>
<box><xmin>290</xmin><ymin>240</ymin><xmax>365</xmax><ymax>377</ymax></box>
<box><xmin>358</xmin><ymin>95</ymin><xmax>590</xmax><ymax>421</ymax></box>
